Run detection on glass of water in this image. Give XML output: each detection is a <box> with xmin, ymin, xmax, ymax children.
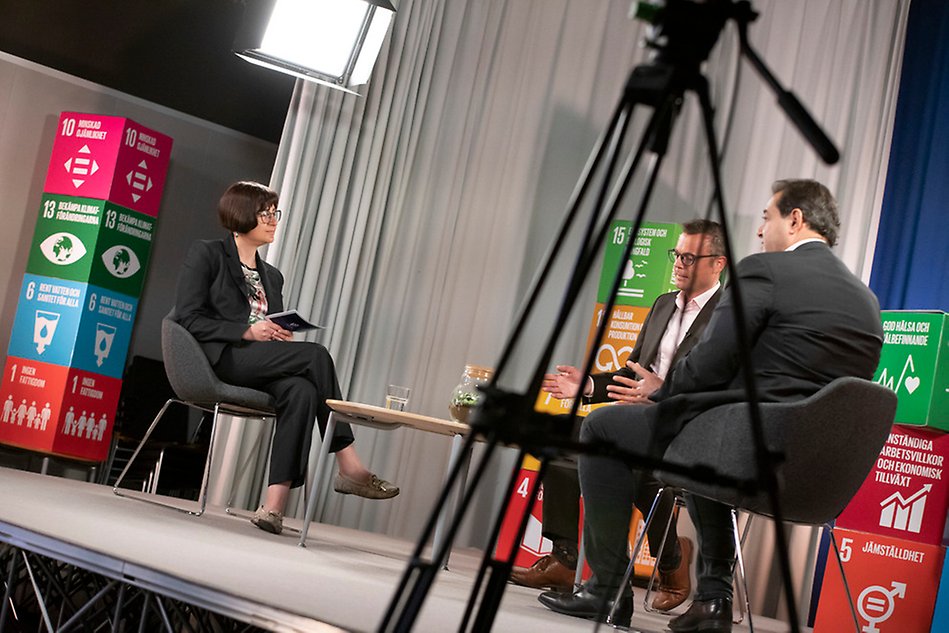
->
<box><xmin>385</xmin><ymin>385</ymin><xmax>411</xmax><ymax>411</ymax></box>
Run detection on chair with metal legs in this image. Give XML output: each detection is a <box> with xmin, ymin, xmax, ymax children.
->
<box><xmin>625</xmin><ymin>486</ymin><xmax>752</xmax><ymax>623</ymax></box>
<box><xmin>608</xmin><ymin>376</ymin><xmax>897</xmax><ymax>632</ymax></box>
<box><xmin>113</xmin><ymin>315</ymin><xmax>276</xmax><ymax>516</ymax></box>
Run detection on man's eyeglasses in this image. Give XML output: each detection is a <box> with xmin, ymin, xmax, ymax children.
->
<box><xmin>668</xmin><ymin>249</ymin><xmax>722</xmax><ymax>266</ymax></box>
<box><xmin>257</xmin><ymin>209</ymin><xmax>283</xmax><ymax>223</ymax></box>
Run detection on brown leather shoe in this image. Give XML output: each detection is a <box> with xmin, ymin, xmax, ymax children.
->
<box><xmin>652</xmin><ymin>536</ymin><xmax>693</xmax><ymax>611</ymax></box>
<box><xmin>510</xmin><ymin>555</ymin><xmax>575</xmax><ymax>591</ymax></box>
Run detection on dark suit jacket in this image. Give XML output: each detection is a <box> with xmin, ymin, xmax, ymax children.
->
<box><xmin>589</xmin><ymin>287</ymin><xmax>722</xmax><ymax>402</ymax></box>
<box><xmin>174</xmin><ymin>235</ymin><xmax>285</xmax><ymax>365</ymax></box>
<box><xmin>649</xmin><ymin>242</ymin><xmax>883</xmax><ymax>443</ymax></box>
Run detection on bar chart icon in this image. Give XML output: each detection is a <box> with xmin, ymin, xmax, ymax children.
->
<box><xmin>879</xmin><ymin>484</ymin><xmax>931</xmax><ymax>533</ymax></box>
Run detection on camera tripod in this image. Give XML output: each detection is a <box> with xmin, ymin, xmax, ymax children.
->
<box><xmin>380</xmin><ymin>2</ymin><xmax>839</xmax><ymax>631</ymax></box>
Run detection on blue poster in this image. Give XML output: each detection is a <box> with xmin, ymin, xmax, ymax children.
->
<box><xmin>71</xmin><ymin>285</ymin><xmax>137</xmax><ymax>378</ymax></box>
<box><xmin>8</xmin><ymin>274</ymin><xmax>85</xmax><ymax>367</ymax></box>
<box><xmin>7</xmin><ymin>275</ymin><xmax>137</xmax><ymax>379</ymax></box>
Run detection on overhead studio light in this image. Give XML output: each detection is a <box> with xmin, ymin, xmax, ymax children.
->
<box><xmin>234</xmin><ymin>0</ymin><xmax>396</xmax><ymax>94</ymax></box>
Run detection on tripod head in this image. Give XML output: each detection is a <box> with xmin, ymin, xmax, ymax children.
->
<box><xmin>632</xmin><ymin>0</ymin><xmax>750</xmax><ymax>73</ymax></box>
<box><xmin>633</xmin><ymin>0</ymin><xmax>840</xmax><ymax>163</ymax></box>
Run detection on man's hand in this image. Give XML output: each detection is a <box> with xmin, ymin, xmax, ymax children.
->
<box><xmin>605</xmin><ymin>360</ymin><xmax>664</xmax><ymax>404</ymax></box>
<box><xmin>541</xmin><ymin>365</ymin><xmax>587</xmax><ymax>399</ymax></box>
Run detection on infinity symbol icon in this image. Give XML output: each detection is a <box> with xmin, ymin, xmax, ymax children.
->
<box><xmin>596</xmin><ymin>344</ymin><xmax>633</xmax><ymax>371</ymax></box>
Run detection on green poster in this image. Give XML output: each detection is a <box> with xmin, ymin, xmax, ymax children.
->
<box><xmin>88</xmin><ymin>206</ymin><xmax>155</xmax><ymax>297</ymax></box>
<box><xmin>873</xmin><ymin>311</ymin><xmax>948</xmax><ymax>430</ymax></box>
<box><xmin>26</xmin><ymin>194</ymin><xmax>154</xmax><ymax>297</ymax></box>
<box><xmin>27</xmin><ymin>195</ymin><xmax>102</xmax><ymax>282</ymax></box>
<box><xmin>597</xmin><ymin>221</ymin><xmax>681</xmax><ymax>308</ymax></box>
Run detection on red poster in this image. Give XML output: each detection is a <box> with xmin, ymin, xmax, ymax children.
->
<box><xmin>495</xmin><ymin>462</ymin><xmax>552</xmax><ymax>565</ymax></box>
<box><xmin>43</xmin><ymin>112</ymin><xmax>172</xmax><ymax>217</ymax></box>
<box><xmin>0</xmin><ymin>357</ymin><xmax>119</xmax><ymax>461</ymax></box>
<box><xmin>836</xmin><ymin>425</ymin><xmax>949</xmax><ymax>546</ymax></box>
<box><xmin>814</xmin><ymin>528</ymin><xmax>942</xmax><ymax>633</ymax></box>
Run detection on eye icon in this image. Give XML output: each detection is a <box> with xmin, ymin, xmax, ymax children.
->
<box><xmin>101</xmin><ymin>246</ymin><xmax>141</xmax><ymax>278</ymax></box>
<box><xmin>39</xmin><ymin>232</ymin><xmax>87</xmax><ymax>265</ymax></box>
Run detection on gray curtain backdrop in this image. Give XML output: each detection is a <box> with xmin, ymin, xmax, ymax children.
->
<box><xmin>209</xmin><ymin>0</ymin><xmax>909</xmax><ymax>621</ymax></box>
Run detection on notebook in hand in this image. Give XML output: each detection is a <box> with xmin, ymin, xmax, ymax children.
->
<box><xmin>265</xmin><ymin>310</ymin><xmax>323</xmax><ymax>332</ymax></box>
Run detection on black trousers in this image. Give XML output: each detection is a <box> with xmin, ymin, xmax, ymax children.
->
<box><xmin>214</xmin><ymin>340</ymin><xmax>355</xmax><ymax>488</ymax></box>
<box><xmin>578</xmin><ymin>403</ymin><xmax>734</xmax><ymax>598</ymax></box>
<box><xmin>542</xmin><ymin>462</ymin><xmax>682</xmax><ymax>571</ymax></box>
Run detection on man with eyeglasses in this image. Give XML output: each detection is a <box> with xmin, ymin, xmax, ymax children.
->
<box><xmin>513</xmin><ymin>220</ymin><xmax>726</xmax><ymax>611</ymax></box>
<box><xmin>537</xmin><ymin>179</ymin><xmax>883</xmax><ymax>632</ymax></box>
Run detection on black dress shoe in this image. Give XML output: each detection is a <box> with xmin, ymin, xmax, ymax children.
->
<box><xmin>668</xmin><ymin>597</ymin><xmax>732</xmax><ymax>633</ymax></box>
<box><xmin>537</xmin><ymin>586</ymin><xmax>632</xmax><ymax>628</ymax></box>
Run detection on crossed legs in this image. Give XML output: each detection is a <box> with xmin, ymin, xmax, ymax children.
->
<box><xmin>214</xmin><ymin>340</ymin><xmax>374</xmax><ymax>514</ymax></box>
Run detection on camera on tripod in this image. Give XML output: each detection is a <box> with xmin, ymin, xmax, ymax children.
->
<box><xmin>631</xmin><ymin>0</ymin><xmax>756</xmax><ymax>69</ymax></box>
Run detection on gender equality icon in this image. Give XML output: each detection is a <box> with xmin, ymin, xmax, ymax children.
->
<box><xmin>857</xmin><ymin>581</ymin><xmax>906</xmax><ymax>633</ymax></box>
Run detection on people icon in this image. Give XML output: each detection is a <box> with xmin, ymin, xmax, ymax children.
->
<box><xmin>63</xmin><ymin>406</ymin><xmax>75</xmax><ymax>435</ymax></box>
<box><xmin>26</xmin><ymin>401</ymin><xmax>37</xmax><ymax>428</ymax></box>
<box><xmin>96</xmin><ymin>413</ymin><xmax>108</xmax><ymax>441</ymax></box>
<box><xmin>39</xmin><ymin>403</ymin><xmax>51</xmax><ymax>431</ymax></box>
<box><xmin>2</xmin><ymin>396</ymin><xmax>12</xmax><ymax>423</ymax></box>
<box><xmin>77</xmin><ymin>411</ymin><xmax>87</xmax><ymax>438</ymax></box>
<box><xmin>16</xmin><ymin>399</ymin><xmax>27</xmax><ymax>425</ymax></box>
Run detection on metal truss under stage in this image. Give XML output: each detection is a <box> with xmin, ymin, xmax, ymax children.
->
<box><xmin>1</xmin><ymin>543</ymin><xmax>263</xmax><ymax>632</ymax></box>
<box><xmin>0</xmin><ymin>523</ymin><xmax>329</xmax><ymax>633</ymax></box>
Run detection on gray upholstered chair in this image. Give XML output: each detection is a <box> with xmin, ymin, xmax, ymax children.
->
<box><xmin>610</xmin><ymin>376</ymin><xmax>897</xmax><ymax>632</ymax></box>
<box><xmin>112</xmin><ymin>315</ymin><xmax>276</xmax><ymax>516</ymax></box>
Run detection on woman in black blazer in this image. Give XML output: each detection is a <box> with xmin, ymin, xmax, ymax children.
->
<box><xmin>175</xmin><ymin>181</ymin><xmax>399</xmax><ymax>535</ymax></box>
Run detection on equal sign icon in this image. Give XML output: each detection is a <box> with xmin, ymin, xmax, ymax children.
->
<box><xmin>126</xmin><ymin>160</ymin><xmax>154</xmax><ymax>203</ymax></box>
<box><xmin>63</xmin><ymin>145</ymin><xmax>100</xmax><ymax>188</ymax></box>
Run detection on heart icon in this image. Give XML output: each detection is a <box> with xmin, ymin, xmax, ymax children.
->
<box><xmin>905</xmin><ymin>376</ymin><xmax>921</xmax><ymax>394</ymax></box>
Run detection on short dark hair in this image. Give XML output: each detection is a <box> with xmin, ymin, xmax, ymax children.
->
<box><xmin>771</xmin><ymin>179</ymin><xmax>840</xmax><ymax>246</ymax></box>
<box><xmin>681</xmin><ymin>219</ymin><xmax>725</xmax><ymax>256</ymax></box>
<box><xmin>218</xmin><ymin>181</ymin><xmax>278</xmax><ymax>233</ymax></box>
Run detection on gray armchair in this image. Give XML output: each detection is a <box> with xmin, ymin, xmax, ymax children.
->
<box><xmin>612</xmin><ymin>376</ymin><xmax>897</xmax><ymax>631</ymax></box>
<box><xmin>112</xmin><ymin>315</ymin><xmax>276</xmax><ymax>516</ymax></box>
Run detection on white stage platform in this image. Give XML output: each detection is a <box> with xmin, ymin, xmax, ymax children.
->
<box><xmin>0</xmin><ymin>467</ymin><xmax>802</xmax><ymax>632</ymax></box>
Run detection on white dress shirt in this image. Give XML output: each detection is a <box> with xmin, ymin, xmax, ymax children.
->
<box><xmin>652</xmin><ymin>282</ymin><xmax>721</xmax><ymax>379</ymax></box>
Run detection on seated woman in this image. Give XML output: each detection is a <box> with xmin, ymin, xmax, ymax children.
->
<box><xmin>175</xmin><ymin>180</ymin><xmax>399</xmax><ymax>535</ymax></box>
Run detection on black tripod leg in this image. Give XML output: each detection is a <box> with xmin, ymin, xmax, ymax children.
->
<box><xmin>693</xmin><ymin>76</ymin><xmax>800</xmax><ymax>633</ymax></box>
<box><xmin>492</xmin><ymin>91</ymin><xmax>639</xmax><ymax>381</ymax></box>
<box><xmin>528</xmin><ymin>72</ymin><xmax>686</xmax><ymax>422</ymax></box>
<box><xmin>379</xmin><ymin>433</ymin><xmax>499</xmax><ymax>633</ymax></box>
<box><xmin>382</xmin><ymin>62</ymin><xmax>690</xmax><ymax>633</ymax></box>
<box><xmin>461</xmin><ymin>453</ymin><xmax>549</xmax><ymax>632</ymax></box>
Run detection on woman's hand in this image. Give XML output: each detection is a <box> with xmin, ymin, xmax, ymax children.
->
<box><xmin>243</xmin><ymin>320</ymin><xmax>292</xmax><ymax>342</ymax></box>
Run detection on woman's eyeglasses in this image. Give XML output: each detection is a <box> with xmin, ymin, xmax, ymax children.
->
<box><xmin>257</xmin><ymin>209</ymin><xmax>283</xmax><ymax>224</ymax></box>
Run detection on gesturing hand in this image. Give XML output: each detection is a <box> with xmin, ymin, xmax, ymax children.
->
<box><xmin>243</xmin><ymin>320</ymin><xmax>292</xmax><ymax>342</ymax></box>
<box><xmin>605</xmin><ymin>360</ymin><xmax>664</xmax><ymax>404</ymax></box>
<box><xmin>541</xmin><ymin>365</ymin><xmax>587</xmax><ymax>399</ymax></box>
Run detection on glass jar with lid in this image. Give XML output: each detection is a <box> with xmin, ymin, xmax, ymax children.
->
<box><xmin>448</xmin><ymin>364</ymin><xmax>494</xmax><ymax>424</ymax></box>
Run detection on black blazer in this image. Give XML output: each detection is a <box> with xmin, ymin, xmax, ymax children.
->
<box><xmin>651</xmin><ymin>242</ymin><xmax>884</xmax><ymax>435</ymax></box>
<box><xmin>174</xmin><ymin>235</ymin><xmax>285</xmax><ymax>365</ymax></box>
<box><xmin>589</xmin><ymin>287</ymin><xmax>722</xmax><ymax>402</ymax></box>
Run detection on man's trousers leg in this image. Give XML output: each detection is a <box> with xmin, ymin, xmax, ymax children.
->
<box><xmin>578</xmin><ymin>403</ymin><xmax>665</xmax><ymax>593</ymax></box>
<box><xmin>686</xmin><ymin>494</ymin><xmax>735</xmax><ymax>600</ymax></box>
<box><xmin>542</xmin><ymin>462</ymin><xmax>582</xmax><ymax>569</ymax></box>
